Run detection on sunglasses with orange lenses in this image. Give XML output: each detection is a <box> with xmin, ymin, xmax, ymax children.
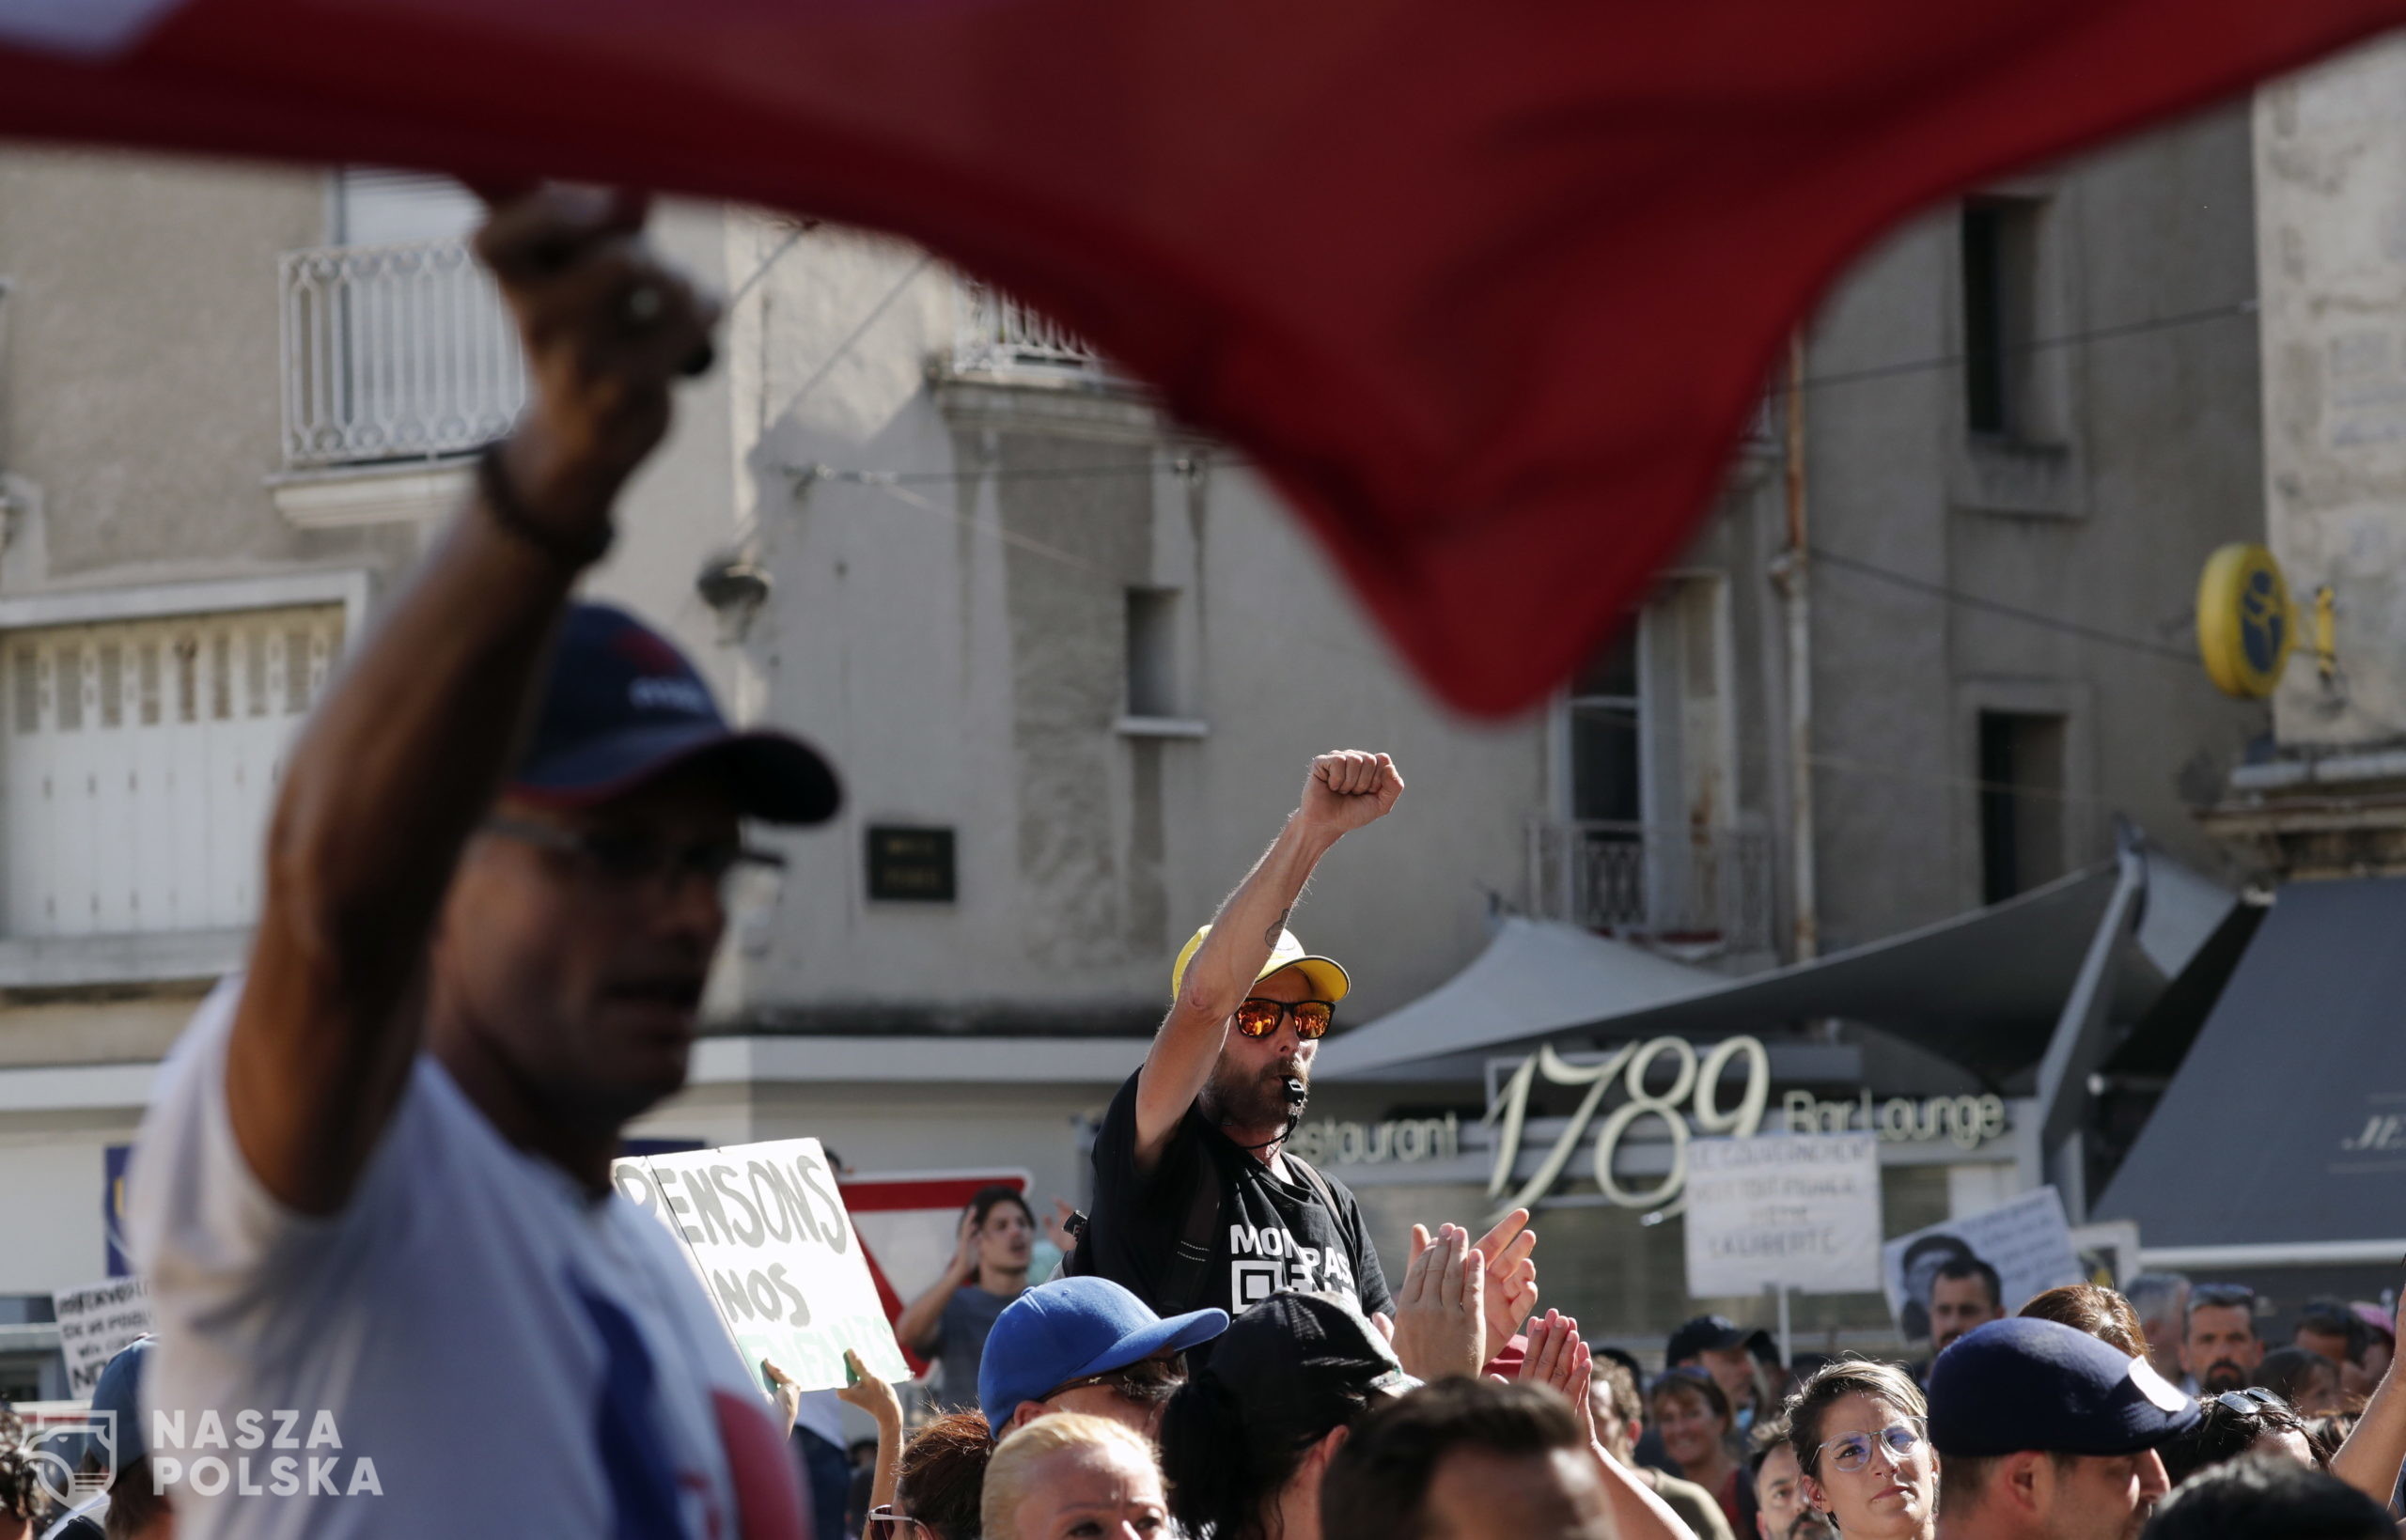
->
<box><xmin>1233</xmin><ymin>998</ymin><xmax>1336</xmax><ymax>1039</ymax></box>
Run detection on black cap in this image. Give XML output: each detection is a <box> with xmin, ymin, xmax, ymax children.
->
<box><xmin>508</xmin><ymin>603</ymin><xmax>839</xmax><ymax>825</ymax></box>
<box><xmin>1199</xmin><ymin>1293</ymin><xmax>1414</xmax><ymax>1409</ymax></box>
<box><xmin>1929</xmin><ymin>1317</ymin><xmax>2199</xmax><ymax>1457</ymax></box>
<box><xmin>1666</xmin><ymin>1314</ymin><xmax>1752</xmax><ymax>1364</ymax></box>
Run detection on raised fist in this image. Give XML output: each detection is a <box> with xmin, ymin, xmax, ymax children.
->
<box><xmin>1298</xmin><ymin>750</ymin><xmax>1404</xmax><ymax>836</ymax></box>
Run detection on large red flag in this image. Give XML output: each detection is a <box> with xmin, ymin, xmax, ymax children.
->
<box><xmin>0</xmin><ymin>0</ymin><xmax>2392</xmax><ymax>713</ymax></box>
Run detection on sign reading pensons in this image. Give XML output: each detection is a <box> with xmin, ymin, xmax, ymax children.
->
<box><xmin>148</xmin><ymin>1408</ymin><xmax>383</xmax><ymax>1497</ymax></box>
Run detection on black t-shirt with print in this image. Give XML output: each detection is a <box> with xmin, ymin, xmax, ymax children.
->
<box><xmin>1086</xmin><ymin>1069</ymin><xmax>1393</xmax><ymax>1321</ymax></box>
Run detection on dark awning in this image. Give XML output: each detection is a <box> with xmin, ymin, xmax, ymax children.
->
<box><xmin>1321</xmin><ymin>847</ymin><xmax>2232</xmax><ymax>1088</ymax></box>
<box><xmin>2094</xmin><ymin>877</ymin><xmax>2406</xmax><ymax>1252</ymax></box>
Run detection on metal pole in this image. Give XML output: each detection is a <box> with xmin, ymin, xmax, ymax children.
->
<box><xmin>1778</xmin><ymin>1283</ymin><xmax>1794</xmax><ymax>1373</ymax></box>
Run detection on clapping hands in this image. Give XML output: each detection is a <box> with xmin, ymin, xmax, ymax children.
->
<box><xmin>1387</xmin><ymin>1223</ymin><xmax>1488</xmax><ymax>1381</ymax></box>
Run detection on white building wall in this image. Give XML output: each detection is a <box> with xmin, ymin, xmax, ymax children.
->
<box><xmin>2255</xmin><ymin>37</ymin><xmax>2406</xmax><ymax>749</ymax></box>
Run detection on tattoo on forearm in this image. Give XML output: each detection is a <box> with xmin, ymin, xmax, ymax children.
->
<box><xmin>1266</xmin><ymin>906</ymin><xmax>1291</xmax><ymax>947</ymax></box>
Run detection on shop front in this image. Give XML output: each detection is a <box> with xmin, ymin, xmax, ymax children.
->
<box><xmin>1309</xmin><ymin>837</ymin><xmax>2238</xmax><ymax>1361</ymax></box>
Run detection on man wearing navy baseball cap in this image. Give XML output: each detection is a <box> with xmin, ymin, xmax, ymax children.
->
<box><xmin>125</xmin><ymin>189</ymin><xmax>835</xmax><ymax>1537</ymax></box>
<box><xmin>979</xmin><ymin>1276</ymin><xmax>1227</xmax><ymax>1439</ymax></box>
<box><xmin>1929</xmin><ymin>1317</ymin><xmax>2199</xmax><ymax>1540</ymax></box>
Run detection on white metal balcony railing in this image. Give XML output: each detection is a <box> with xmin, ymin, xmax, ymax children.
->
<box><xmin>952</xmin><ymin>278</ymin><xmax>1113</xmax><ymax>381</ymax></box>
<box><xmin>1526</xmin><ymin>818</ymin><xmax>1775</xmax><ymax>955</ymax></box>
<box><xmin>281</xmin><ymin>240</ymin><xmax>526</xmax><ymax>468</ymax></box>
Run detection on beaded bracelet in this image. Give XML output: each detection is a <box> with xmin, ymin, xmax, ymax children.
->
<box><xmin>477</xmin><ymin>443</ymin><xmax>615</xmax><ymax>569</ymax></box>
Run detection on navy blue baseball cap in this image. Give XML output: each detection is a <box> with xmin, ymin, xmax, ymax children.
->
<box><xmin>977</xmin><ymin>1276</ymin><xmax>1227</xmax><ymax>1435</ymax></box>
<box><xmin>508</xmin><ymin>603</ymin><xmax>839</xmax><ymax>824</ymax></box>
<box><xmin>1928</xmin><ymin>1316</ymin><xmax>2199</xmax><ymax>1457</ymax></box>
<box><xmin>90</xmin><ymin>1334</ymin><xmax>151</xmax><ymax>1464</ymax></box>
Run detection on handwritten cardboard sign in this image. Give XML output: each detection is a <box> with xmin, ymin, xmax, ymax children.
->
<box><xmin>1683</xmin><ymin>1133</ymin><xmax>1883</xmax><ymax>1298</ymax></box>
<box><xmin>53</xmin><ymin>1276</ymin><xmax>151</xmax><ymax>1398</ymax></box>
<box><xmin>1882</xmin><ymin>1187</ymin><xmax>2081</xmax><ymax>1343</ymax></box>
<box><xmin>611</xmin><ymin>1137</ymin><xmax>911</xmax><ymax>1392</ymax></box>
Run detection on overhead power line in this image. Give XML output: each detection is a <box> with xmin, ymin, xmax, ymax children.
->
<box><xmin>1779</xmin><ymin>297</ymin><xmax>2257</xmax><ymax>397</ymax></box>
<box><xmin>1808</xmin><ymin>546</ymin><xmax>2197</xmax><ymax>663</ymax></box>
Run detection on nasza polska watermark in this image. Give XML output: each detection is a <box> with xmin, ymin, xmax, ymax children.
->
<box><xmin>148</xmin><ymin>1409</ymin><xmax>383</xmax><ymax>1497</ymax></box>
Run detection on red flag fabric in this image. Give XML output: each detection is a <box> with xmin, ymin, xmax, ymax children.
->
<box><xmin>0</xmin><ymin>0</ymin><xmax>2396</xmax><ymax>713</ymax></box>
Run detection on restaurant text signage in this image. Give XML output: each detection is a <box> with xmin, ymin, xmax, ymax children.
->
<box><xmin>1484</xmin><ymin>1035</ymin><xmax>2008</xmax><ymax>1221</ymax></box>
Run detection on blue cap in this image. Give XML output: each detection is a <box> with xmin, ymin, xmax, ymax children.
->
<box><xmin>508</xmin><ymin>603</ymin><xmax>839</xmax><ymax>825</ymax></box>
<box><xmin>89</xmin><ymin>1335</ymin><xmax>151</xmax><ymax>1464</ymax></box>
<box><xmin>1929</xmin><ymin>1317</ymin><xmax>2199</xmax><ymax>1457</ymax></box>
<box><xmin>977</xmin><ymin>1277</ymin><xmax>1227</xmax><ymax>1435</ymax></box>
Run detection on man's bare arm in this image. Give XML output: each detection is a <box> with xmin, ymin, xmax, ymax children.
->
<box><xmin>1131</xmin><ymin>749</ymin><xmax>1402</xmax><ymax>1170</ymax></box>
<box><xmin>2330</xmin><ymin>1294</ymin><xmax>2406</xmax><ymax>1508</ymax></box>
<box><xmin>226</xmin><ymin>189</ymin><xmax>717</xmax><ymax>1215</ymax></box>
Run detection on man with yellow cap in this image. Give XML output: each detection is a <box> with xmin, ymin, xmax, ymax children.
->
<box><xmin>1077</xmin><ymin>750</ymin><xmax>1406</xmax><ymax>1323</ymax></box>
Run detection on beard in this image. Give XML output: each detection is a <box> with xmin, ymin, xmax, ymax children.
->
<box><xmin>1204</xmin><ymin>1054</ymin><xmax>1308</xmax><ymax>1131</ymax></box>
<box><xmin>2199</xmin><ymin>1360</ymin><xmax>2249</xmax><ymax>1393</ymax></box>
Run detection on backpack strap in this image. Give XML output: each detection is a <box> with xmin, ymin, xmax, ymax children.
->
<box><xmin>1159</xmin><ymin>1148</ymin><xmax>1223</xmax><ymax>1314</ymax></box>
<box><xmin>1287</xmin><ymin>1152</ymin><xmax>1342</xmax><ymax>1222</ymax></box>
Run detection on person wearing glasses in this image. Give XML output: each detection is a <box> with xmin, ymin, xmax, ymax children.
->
<box><xmin>867</xmin><ymin>1409</ymin><xmax>993</xmax><ymax>1540</ymax></box>
<box><xmin>1080</xmin><ymin>751</ymin><xmax>1405</xmax><ymax>1323</ymax></box>
<box><xmin>122</xmin><ymin>190</ymin><xmax>829</xmax><ymax>1536</ymax></box>
<box><xmin>1785</xmin><ymin>1360</ymin><xmax>1936</xmax><ymax>1540</ymax></box>
<box><xmin>979</xmin><ymin>1276</ymin><xmax>1227</xmax><ymax>1439</ymax></box>
<box><xmin>1926</xmin><ymin>1318</ymin><xmax>2197</xmax><ymax>1540</ymax></box>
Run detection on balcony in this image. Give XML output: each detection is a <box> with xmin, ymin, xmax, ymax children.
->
<box><xmin>1525</xmin><ymin>818</ymin><xmax>1774</xmax><ymax>957</ymax></box>
<box><xmin>950</xmin><ymin>278</ymin><xmax>1115</xmax><ymax>383</ymax></box>
<box><xmin>280</xmin><ymin>240</ymin><xmax>525</xmax><ymax>468</ymax></box>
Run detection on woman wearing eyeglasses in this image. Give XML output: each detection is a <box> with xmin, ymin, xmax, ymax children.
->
<box><xmin>867</xmin><ymin>1408</ymin><xmax>993</xmax><ymax>1540</ymax></box>
<box><xmin>1786</xmin><ymin>1361</ymin><xmax>1937</xmax><ymax>1540</ymax></box>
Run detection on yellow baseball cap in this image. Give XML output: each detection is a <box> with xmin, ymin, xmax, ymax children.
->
<box><xmin>1170</xmin><ymin>924</ymin><xmax>1351</xmax><ymax>1004</ymax></box>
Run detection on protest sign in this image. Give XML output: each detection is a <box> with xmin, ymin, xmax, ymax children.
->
<box><xmin>1882</xmin><ymin>1187</ymin><xmax>2082</xmax><ymax>1342</ymax></box>
<box><xmin>2069</xmin><ymin>1220</ymin><xmax>2142</xmax><ymax>1289</ymax></box>
<box><xmin>612</xmin><ymin>1137</ymin><xmax>911</xmax><ymax>1392</ymax></box>
<box><xmin>1684</xmin><ymin>1133</ymin><xmax>1882</xmax><ymax>1298</ymax></box>
<box><xmin>52</xmin><ymin>1276</ymin><xmax>150</xmax><ymax>1398</ymax></box>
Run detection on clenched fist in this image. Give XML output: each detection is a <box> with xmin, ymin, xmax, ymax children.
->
<box><xmin>475</xmin><ymin>186</ymin><xmax>720</xmax><ymax>537</ymax></box>
<box><xmin>1297</xmin><ymin>750</ymin><xmax>1404</xmax><ymax>837</ymax></box>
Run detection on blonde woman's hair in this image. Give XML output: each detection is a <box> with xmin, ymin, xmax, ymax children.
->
<box><xmin>981</xmin><ymin>1413</ymin><xmax>1161</xmax><ymax>1540</ymax></box>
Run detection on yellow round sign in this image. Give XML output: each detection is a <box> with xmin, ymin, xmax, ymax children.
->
<box><xmin>2196</xmin><ymin>543</ymin><xmax>2293</xmax><ymax>699</ymax></box>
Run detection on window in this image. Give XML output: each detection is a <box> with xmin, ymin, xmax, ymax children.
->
<box><xmin>1567</xmin><ymin>580</ymin><xmax>1732</xmax><ymax>828</ymax></box>
<box><xmin>1567</xmin><ymin>628</ymin><xmax>1641</xmax><ymax>823</ymax></box>
<box><xmin>1961</xmin><ymin>198</ymin><xmax>2040</xmax><ymax>438</ymax></box>
<box><xmin>1124</xmin><ymin>587</ymin><xmax>1180</xmax><ymax>719</ymax></box>
<box><xmin>284</xmin><ymin>169</ymin><xmax>521</xmax><ymax>467</ymax></box>
<box><xmin>2</xmin><ymin>606</ymin><xmax>344</xmax><ymax>937</ymax></box>
<box><xmin>336</xmin><ymin>168</ymin><xmax>481</xmax><ymax>247</ymax></box>
<box><xmin>1553</xmin><ymin>578</ymin><xmax>1758</xmax><ymax>949</ymax></box>
<box><xmin>1977</xmin><ymin>710</ymin><xmax>2067</xmax><ymax>903</ymax></box>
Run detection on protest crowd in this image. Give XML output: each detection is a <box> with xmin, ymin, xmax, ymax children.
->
<box><xmin>7</xmin><ymin>188</ymin><xmax>2406</xmax><ymax>1540</ymax></box>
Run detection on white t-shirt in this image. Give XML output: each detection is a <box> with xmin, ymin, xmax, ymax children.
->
<box><xmin>125</xmin><ymin>981</ymin><xmax>805</xmax><ymax>1540</ymax></box>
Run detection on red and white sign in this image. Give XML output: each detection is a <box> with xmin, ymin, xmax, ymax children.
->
<box><xmin>839</xmin><ymin>1169</ymin><xmax>1032</xmax><ymax>1377</ymax></box>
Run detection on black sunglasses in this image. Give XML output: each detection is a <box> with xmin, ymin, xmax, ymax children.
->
<box><xmin>2212</xmin><ymin>1387</ymin><xmax>2291</xmax><ymax>1419</ymax></box>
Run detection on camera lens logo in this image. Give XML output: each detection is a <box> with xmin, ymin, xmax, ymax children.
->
<box><xmin>28</xmin><ymin>1411</ymin><xmax>115</xmax><ymax>1510</ymax></box>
